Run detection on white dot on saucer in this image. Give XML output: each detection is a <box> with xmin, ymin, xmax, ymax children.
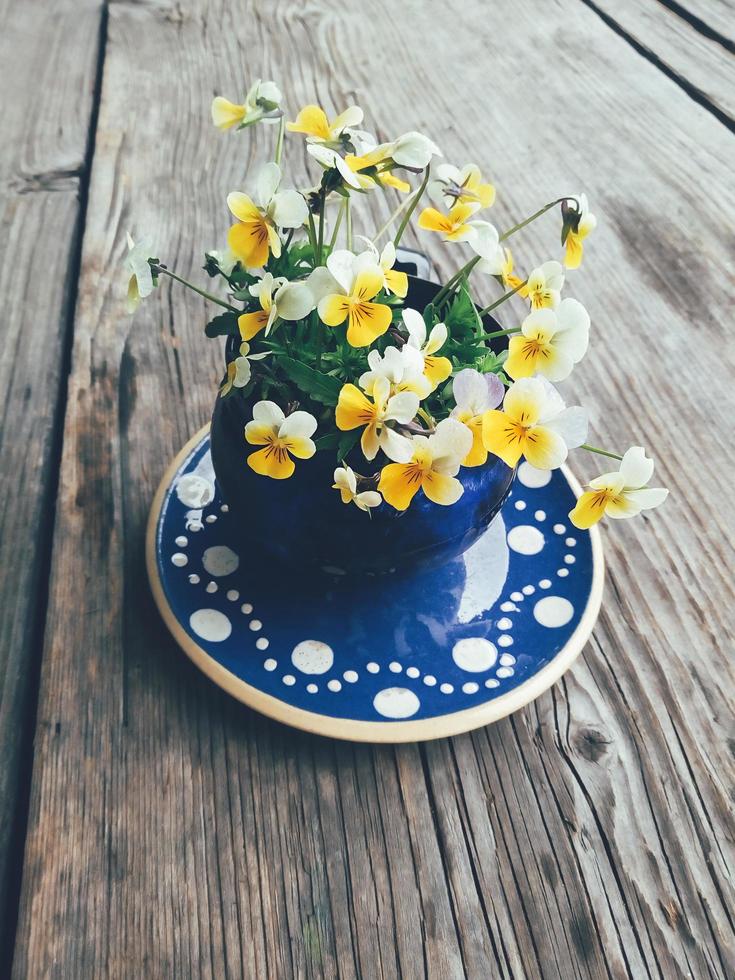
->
<box><xmin>188</xmin><ymin>574</ymin><xmax>200</xmax><ymax>584</ymax></box>
<box><xmin>498</xmin><ymin>635</ymin><xmax>513</xmax><ymax>647</ymax></box>
<box><xmin>553</xmin><ymin>523</ymin><xmax>565</xmax><ymax>534</ymax></box>
<box><xmin>501</xmin><ymin>601</ymin><xmax>517</xmax><ymax>612</ymax></box>
<box><xmin>205</xmin><ymin>514</ymin><xmax>217</xmax><ymax>524</ymax></box>
<box><xmin>539</xmin><ymin>579</ymin><xmax>552</xmax><ymax>589</ymax></box>
<box><xmin>485</xmin><ymin>678</ymin><xmax>500</xmax><ymax>689</ymax></box>
<box><xmin>256</xmin><ymin>637</ymin><xmax>269</xmax><ymax>651</ymax></box>
<box><xmin>171</xmin><ymin>553</ymin><xmax>188</xmax><ymax>567</ymax></box>
<box><xmin>202</xmin><ymin>545</ymin><xmax>239</xmax><ymax>577</ymax></box>
<box><xmin>175</xmin><ymin>535</ymin><xmax>188</xmax><ymax>548</ymax></box>
<box><xmin>282</xmin><ymin>674</ymin><xmax>296</xmax><ymax>686</ymax></box>
<box><xmin>507</xmin><ymin>525</ymin><xmax>545</xmax><ymax>555</ymax></box>
<box><xmin>558</xmin><ymin>568</ymin><xmax>570</xmax><ymax>577</ymax></box>
<box><xmin>534</xmin><ymin>595</ymin><xmax>574</xmax><ymax>628</ymax></box>
<box><xmin>226</xmin><ymin>589</ymin><xmax>239</xmax><ymax>601</ymax></box>
<box><xmin>205</xmin><ymin>581</ymin><xmax>218</xmax><ymax>593</ymax></box>
<box><xmin>517</xmin><ymin>462</ymin><xmax>552</xmax><ymax>488</ymax></box>
<box><xmin>306</xmin><ymin>683</ymin><xmax>318</xmax><ymax>693</ymax></box>
<box><xmin>440</xmin><ymin>683</ymin><xmax>454</xmax><ymax>694</ymax></box>
<box><xmin>263</xmin><ymin>658</ymin><xmax>277</xmax><ymax>671</ymax></box>
<box><xmin>565</xmin><ymin>537</ymin><xmax>576</xmax><ymax>547</ymax></box>
<box><xmin>343</xmin><ymin>670</ymin><xmax>358</xmax><ymax>683</ymax></box>
<box><xmin>292</xmin><ymin>640</ymin><xmax>333</xmax><ymax>674</ymax></box>
<box><xmin>462</xmin><ymin>682</ymin><xmax>479</xmax><ymax>694</ymax></box>
<box><xmin>389</xmin><ymin>661</ymin><xmax>402</xmax><ymax>673</ymax></box>
<box><xmin>496</xmin><ymin>666</ymin><xmax>515</xmax><ymax>678</ymax></box>
<box><xmin>510</xmin><ymin>591</ymin><xmax>524</xmax><ymax>602</ymax></box>
<box><xmin>366</xmin><ymin>662</ymin><xmax>380</xmax><ymax>674</ymax></box>
<box><xmin>406</xmin><ymin>666</ymin><xmax>420</xmax><ymax>679</ymax></box>
<box><xmin>423</xmin><ymin>675</ymin><xmax>437</xmax><ymax>686</ymax></box>
<box><xmin>241</xmin><ymin>603</ymin><xmax>253</xmax><ymax>614</ymax></box>
<box><xmin>189</xmin><ymin>608</ymin><xmax>231</xmax><ymax>642</ymax></box>
<box><xmin>249</xmin><ymin>620</ymin><xmax>262</xmax><ymax>631</ymax></box>
<box><xmin>497</xmin><ymin>617</ymin><xmax>513</xmax><ymax>630</ymax></box>
<box><xmin>564</xmin><ymin>554</ymin><xmax>576</xmax><ymax>564</ymax></box>
<box><xmin>373</xmin><ymin>687</ymin><xmax>420</xmax><ymax>718</ymax></box>
<box><xmin>499</xmin><ymin>653</ymin><xmax>516</xmax><ymax>666</ymax></box>
<box><xmin>514</xmin><ymin>500</ymin><xmax>527</xmax><ymax>510</ymax></box>
<box><xmin>220</xmin><ymin>503</ymin><xmax>229</xmax><ymax>512</ymax></box>
<box><xmin>452</xmin><ymin>637</ymin><xmax>497</xmax><ymax>672</ymax></box>
<box><xmin>534</xmin><ymin>510</ymin><xmax>546</xmax><ymax>521</ymax></box>
<box><xmin>522</xmin><ymin>585</ymin><xmax>535</xmax><ymax>595</ymax></box>
<box><xmin>327</xmin><ymin>679</ymin><xmax>342</xmax><ymax>692</ymax></box>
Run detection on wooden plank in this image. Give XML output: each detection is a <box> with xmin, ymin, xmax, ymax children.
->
<box><xmin>11</xmin><ymin>0</ymin><xmax>735</xmax><ymax>976</ymax></box>
<box><xmin>0</xmin><ymin>0</ymin><xmax>104</xmax><ymax>941</ymax></box>
<box><xmin>587</xmin><ymin>0</ymin><xmax>735</xmax><ymax>125</ymax></box>
<box><xmin>662</xmin><ymin>0</ymin><xmax>735</xmax><ymax>47</ymax></box>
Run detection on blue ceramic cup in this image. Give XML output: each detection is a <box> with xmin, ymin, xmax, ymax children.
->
<box><xmin>210</xmin><ymin>277</ymin><xmax>514</xmax><ymax>574</ymax></box>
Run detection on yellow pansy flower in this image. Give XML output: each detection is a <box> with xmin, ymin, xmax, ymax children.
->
<box><xmin>523</xmin><ymin>260</ymin><xmax>565</xmax><ymax>309</ymax></box>
<box><xmin>227</xmin><ymin>164</ymin><xmax>308</xmax><ymax>269</ymax></box>
<box><xmin>335</xmin><ymin>376</ymin><xmax>418</xmax><ymax>462</ymax></box>
<box><xmin>563</xmin><ymin>194</ymin><xmax>597</xmax><ymax>269</ymax></box>
<box><xmin>211</xmin><ymin>79</ymin><xmax>282</xmax><ymax>131</ymax></box>
<box><xmin>237</xmin><ymin>273</ymin><xmax>315</xmax><ymax>341</ymax></box>
<box><xmin>482</xmin><ymin>377</ymin><xmax>588</xmax><ymax>470</ymax></box>
<box><xmin>378</xmin><ymin>419</ymin><xmax>472</xmax><ymax>511</ymax></box>
<box><xmin>429</xmin><ymin>163</ymin><xmax>495</xmax><ymax>210</ymax></box>
<box><xmin>419</xmin><ymin>204</ymin><xmax>501</xmax><ymax>263</ymax></box>
<box><xmin>450</xmin><ymin>369</ymin><xmax>504</xmax><ymax>467</ymax></box>
<box><xmin>287</xmin><ymin>104</ymin><xmax>364</xmax><ymax>143</ymax></box>
<box><xmin>332</xmin><ymin>466</ymin><xmax>382</xmax><ymax>512</ymax></box>
<box><xmin>505</xmin><ymin>298</ymin><xmax>590</xmax><ymax>383</ymax></box>
<box><xmin>569</xmin><ymin>447</ymin><xmax>668</xmax><ymax>529</ymax></box>
<box><xmin>403</xmin><ymin>308</ymin><xmax>453</xmax><ymax>389</ymax></box>
<box><xmin>316</xmin><ymin>250</ymin><xmax>393</xmax><ymax>347</ymax></box>
<box><xmin>244</xmin><ymin>401</ymin><xmax>317</xmax><ymax>479</ymax></box>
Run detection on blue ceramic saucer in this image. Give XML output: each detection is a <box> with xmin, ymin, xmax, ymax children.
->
<box><xmin>147</xmin><ymin>426</ymin><xmax>604</xmax><ymax>742</ymax></box>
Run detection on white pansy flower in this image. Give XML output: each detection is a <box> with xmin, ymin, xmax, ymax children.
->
<box><xmin>211</xmin><ymin>79</ymin><xmax>283</xmax><ymax>130</ymax></box>
<box><xmin>378</xmin><ymin>418</ymin><xmax>473</xmax><ymax>511</ymax></box>
<box><xmin>219</xmin><ymin>342</ymin><xmax>270</xmax><ymax>397</ymax></box>
<box><xmin>332</xmin><ymin>466</ymin><xmax>382</xmax><ymax>512</ymax></box>
<box><xmin>336</xmin><ymin>375</ymin><xmax>418</xmax><ymax>462</ymax></box>
<box><xmin>523</xmin><ymin>260</ymin><xmax>565</xmax><ymax>309</ymax></box>
<box><xmin>402</xmin><ymin>308</ymin><xmax>453</xmax><ymax>389</ymax></box>
<box><xmin>238</xmin><ymin>272</ymin><xmax>315</xmax><ymax>341</ymax></box>
<box><xmin>429</xmin><ymin>163</ymin><xmax>495</xmax><ymax>210</ymax></box>
<box><xmin>359</xmin><ymin>345</ymin><xmax>431</xmax><ymax>399</ymax></box>
<box><xmin>450</xmin><ymin>368</ymin><xmax>505</xmax><ymax>466</ymax></box>
<box><xmin>570</xmin><ymin>447</ymin><xmax>668</xmax><ymax>528</ymax></box>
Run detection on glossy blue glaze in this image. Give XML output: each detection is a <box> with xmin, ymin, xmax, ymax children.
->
<box><xmin>210</xmin><ymin>276</ymin><xmax>514</xmax><ymax>574</ymax></box>
<box><xmin>154</xmin><ymin>431</ymin><xmax>597</xmax><ymax>729</ymax></box>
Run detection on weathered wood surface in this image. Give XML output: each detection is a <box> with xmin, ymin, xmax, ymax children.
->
<box><xmin>4</xmin><ymin>0</ymin><xmax>734</xmax><ymax>976</ymax></box>
<box><xmin>589</xmin><ymin>0</ymin><xmax>735</xmax><ymax>125</ymax></box>
<box><xmin>0</xmin><ymin>0</ymin><xmax>104</xmax><ymax>945</ymax></box>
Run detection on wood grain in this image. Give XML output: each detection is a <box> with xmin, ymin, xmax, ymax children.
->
<box><xmin>0</xmin><ymin>0</ymin><xmax>104</xmax><ymax>940</ymax></box>
<box><xmin>588</xmin><ymin>0</ymin><xmax>735</xmax><ymax>124</ymax></box>
<box><xmin>8</xmin><ymin>0</ymin><xmax>735</xmax><ymax>976</ymax></box>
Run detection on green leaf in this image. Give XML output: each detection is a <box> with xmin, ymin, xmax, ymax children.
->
<box><xmin>204</xmin><ymin>312</ymin><xmax>240</xmax><ymax>338</ymax></box>
<box><xmin>315</xmin><ymin>432</ymin><xmax>341</xmax><ymax>451</ymax></box>
<box><xmin>337</xmin><ymin>429</ymin><xmax>361</xmax><ymax>462</ymax></box>
<box><xmin>445</xmin><ymin>289</ymin><xmax>477</xmax><ymax>338</ymax></box>
<box><xmin>278</xmin><ymin>356</ymin><xmax>343</xmax><ymax>406</ymax></box>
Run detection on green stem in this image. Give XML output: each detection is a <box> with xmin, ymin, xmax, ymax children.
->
<box><xmin>499</xmin><ymin>196</ymin><xmax>579</xmax><ymax>242</ymax></box>
<box><xmin>345</xmin><ymin>198</ymin><xmax>353</xmax><ymax>250</ymax></box>
<box><xmin>393</xmin><ymin>166</ymin><xmax>431</xmax><ymax>248</ymax></box>
<box><xmin>581</xmin><ymin>443</ymin><xmax>623</xmax><ymax>461</ymax></box>
<box><xmin>155</xmin><ymin>267</ymin><xmax>238</xmax><ymax>311</ymax></box>
<box><xmin>307</xmin><ymin>209</ymin><xmax>318</xmax><ymax>259</ymax></box>
<box><xmin>373</xmin><ymin>193</ymin><xmax>413</xmax><ymax>243</ymax></box>
<box><xmin>478</xmin><ymin>280</ymin><xmax>527</xmax><ymax>317</ymax></box>
<box><xmin>433</xmin><ymin>256</ymin><xmax>481</xmax><ymax>307</ymax></box>
<box><xmin>316</xmin><ymin>187</ymin><xmax>326</xmax><ymax>264</ymax></box>
<box><xmin>482</xmin><ymin>326</ymin><xmax>522</xmax><ymax>340</ymax></box>
<box><xmin>329</xmin><ymin>199</ymin><xmax>346</xmax><ymax>249</ymax></box>
<box><xmin>274</xmin><ymin>116</ymin><xmax>286</xmax><ymax>166</ymax></box>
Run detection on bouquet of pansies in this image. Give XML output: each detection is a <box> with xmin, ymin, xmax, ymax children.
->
<box><xmin>127</xmin><ymin>79</ymin><xmax>668</xmax><ymax>530</ymax></box>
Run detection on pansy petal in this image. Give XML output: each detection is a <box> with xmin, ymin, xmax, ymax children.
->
<box><xmin>380</xmin><ymin>426</ymin><xmax>415</xmax><ymax>463</ymax></box>
<box><xmin>326</xmin><ymin>249</ymin><xmax>356</xmax><ymax>294</ymax></box>
<box><xmin>247</xmin><ymin>444</ymin><xmax>295</xmax><ymax>480</ymax></box>
<box><xmin>336</xmin><ymin>384</ymin><xmax>375</xmax><ymax>430</ymax></box>
<box><xmin>212</xmin><ymin>97</ymin><xmax>246</xmax><ymax>130</ymax></box>
<box><xmin>346</xmin><ymin>302</ymin><xmax>392</xmax><ymax>347</ymax></box>
<box><xmin>544</xmin><ymin>406</ymin><xmax>588</xmax><ymax>450</ymax></box>
<box><xmin>227</xmin><ymin>192</ymin><xmax>260</xmax><ymax>222</ymax></box>
<box><xmin>619</xmin><ymin>446</ymin><xmax>655</xmax><ymax>488</ymax></box>
<box><xmin>569</xmin><ymin>490</ymin><xmax>609</xmax><ymax>529</ymax></box>
<box><xmin>256</xmin><ymin>162</ymin><xmax>282</xmax><ymax>207</ymax></box>
<box><xmin>252</xmin><ymin>400</ymin><xmax>286</xmax><ymax>426</ymax></box>
<box><xmin>523</xmin><ymin>425</ymin><xmax>568</xmax><ymax>470</ymax></box>
<box><xmin>238</xmin><ymin>310</ymin><xmax>270</xmax><ymax>341</ymax></box>
<box><xmin>275</xmin><ymin>282</ymin><xmax>315</xmax><ymax>320</ymax></box>
<box><xmin>279</xmin><ymin>410</ymin><xmax>318</xmax><ymax>441</ymax></box>
<box><xmin>332</xmin><ymin>105</ymin><xmax>364</xmax><ymax>133</ymax></box>
<box><xmin>402</xmin><ymin>307</ymin><xmax>427</xmax><ymax>347</ymax></box>
<box><xmin>384</xmin><ymin>390</ymin><xmax>420</xmax><ymax>424</ymax></box>
<box><xmin>355</xmin><ymin>491</ymin><xmax>382</xmax><ymax>511</ymax></box>
<box><xmin>244</xmin><ymin>421</ymin><xmax>277</xmax><ymax>446</ymax></box>
<box><xmin>384</xmin><ymin>268</ymin><xmax>408</xmax><ymax>298</ymax></box>
<box><xmin>287</xmin><ymin>104</ymin><xmax>331</xmax><ymax>139</ymax></box>
<box><xmin>422</xmin><ymin>471</ymin><xmax>464</xmax><ymax>506</ymax></box>
<box><xmin>482</xmin><ymin>410</ymin><xmax>524</xmax><ymax>468</ymax></box>
<box><xmin>270</xmin><ymin>189</ymin><xmax>309</xmax><ymax>228</ymax></box>
<box><xmin>282</xmin><ymin>435</ymin><xmax>316</xmax><ymax>460</ymax></box>
<box><xmin>378</xmin><ymin>463</ymin><xmax>422</xmax><ymax>511</ymax></box>
<box><xmin>623</xmin><ymin>487</ymin><xmax>669</xmax><ymax>511</ymax></box>
<box><xmin>361</xmin><ymin>423</ymin><xmax>381</xmax><ymax>461</ymax></box>
<box><xmin>424</xmin><ymin>355</ymin><xmax>453</xmax><ymax>389</ymax></box>
<box><xmin>318</xmin><ymin>294</ymin><xmax>351</xmax><ymax>327</ymax></box>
